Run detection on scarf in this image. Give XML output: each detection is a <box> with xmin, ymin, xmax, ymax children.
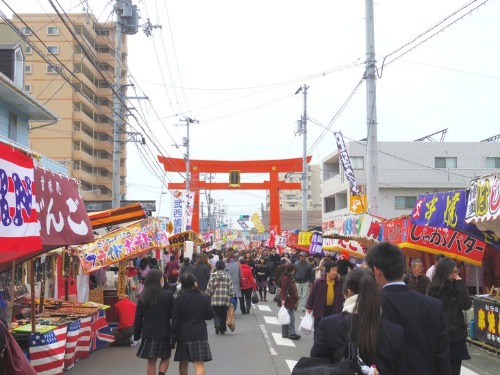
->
<box><xmin>342</xmin><ymin>294</ymin><xmax>358</xmax><ymax>313</ymax></box>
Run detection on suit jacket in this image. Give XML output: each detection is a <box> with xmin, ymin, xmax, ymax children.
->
<box><xmin>310</xmin><ymin>313</ymin><xmax>406</xmax><ymax>375</ymax></box>
<box><xmin>134</xmin><ymin>290</ymin><xmax>174</xmax><ymax>340</ymax></box>
<box><xmin>171</xmin><ymin>289</ymin><xmax>214</xmax><ymax>342</ymax></box>
<box><xmin>381</xmin><ymin>284</ymin><xmax>451</xmax><ymax>375</ymax></box>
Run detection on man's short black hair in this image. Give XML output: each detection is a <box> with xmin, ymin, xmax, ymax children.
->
<box><xmin>365</xmin><ymin>242</ymin><xmax>405</xmax><ymax>281</ymax></box>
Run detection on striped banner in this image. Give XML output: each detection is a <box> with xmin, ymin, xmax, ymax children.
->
<box><xmin>64</xmin><ymin>319</ymin><xmax>81</xmax><ymax>370</ymax></box>
<box><xmin>29</xmin><ymin>325</ymin><xmax>67</xmax><ymax>375</ymax></box>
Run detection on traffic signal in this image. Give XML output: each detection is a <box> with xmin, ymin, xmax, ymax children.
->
<box><xmin>239</xmin><ymin>215</ymin><xmax>250</xmax><ymax>221</ymax></box>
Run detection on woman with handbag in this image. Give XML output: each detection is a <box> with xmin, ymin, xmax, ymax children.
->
<box><xmin>309</xmin><ymin>268</ymin><xmax>406</xmax><ymax>374</ymax></box>
<box><xmin>277</xmin><ymin>263</ymin><xmax>301</xmax><ymax>340</ymax></box>
<box><xmin>254</xmin><ymin>257</ymin><xmax>270</xmax><ymax>301</ymax></box>
<box><xmin>206</xmin><ymin>260</ymin><xmax>235</xmax><ymax>335</ymax></box>
<box><xmin>427</xmin><ymin>258</ymin><xmax>472</xmax><ymax>375</ymax></box>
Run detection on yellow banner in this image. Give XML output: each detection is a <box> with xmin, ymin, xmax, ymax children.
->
<box><xmin>117</xmin><ymin>261</ymin><xmax>127</xmax><ymax>296</ymax></box>
<box><xmin>298</xmin><ymin>231</ymin><xmax>312</xmax><ymax>246</ymax></box>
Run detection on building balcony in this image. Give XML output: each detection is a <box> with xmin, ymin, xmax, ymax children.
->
<box><xmin>94</xmin><ymin>139</ymin><xmax>113</xmax><ymax>151</ymax></box>
<box><xmin>72</xmin><ymin>168</ymin><xmax>95</xmax><ymax>184</ymax></box>
<box><xmin>72</xmin><ymin>109</ymin><xmax>95</xmax><ymax>126</ymax></box>
<box><xmin>73</xmin><ymin>72</ymin><xmax>95</xmax><ymax>91</ymax></box>
<box><xmin>72</xmin><ymin>130</ymin><xmax>94</xmax><ymax>146</ymax></box>
<box><xmin>94</xmin><ymin>175</ymin><xmax>112</xmax><ymax>187</ymax></box>
<box><xmin>94</xmin><ymin>122</ymin><xmax>113</xmax><ymax>133</ymax></box>
<box><xmin>72</xmin><ymin>150</ymin><xmax>95</xmax><ymax>166</ymax></box>
<box><xmin>94</xmin><ymin>157</ymin><xmax>113</xmax><ymax>169</ymax></box>
<box><xmin>97</xmin><ymin>51</ymin><xmax>115</xmax><ymax>65</ymax></box>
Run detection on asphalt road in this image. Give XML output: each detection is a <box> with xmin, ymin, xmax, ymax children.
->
<box><xmin>66</xmin><ymin>299</ymin><xmax>500</xmax><ymax>375</ymax></box>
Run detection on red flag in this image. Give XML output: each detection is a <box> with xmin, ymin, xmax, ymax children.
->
<box><xmin>0</xmin><ymin>143</ymin><xmax>42</xmax><ymax>266</ymax></box>
<box><xmin>29</xmin><ymin>325</ymin><xmax>67</xmax><ymax>375</ymax></box>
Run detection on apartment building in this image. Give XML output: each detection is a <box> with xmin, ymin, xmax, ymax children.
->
<box><xmin>322</xmin><ymin>141</ymin><xmax>500</xmax><ymax>224</ymax></box>
<box><xmin>8</xmin><ymin>12</ymin><xmax>128</xmax><ymax>202</ymax></box>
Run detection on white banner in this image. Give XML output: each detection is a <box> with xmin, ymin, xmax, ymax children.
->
<box><xmin>170</xmin><ymin>190</ymin><xmax>195</xmax><ymax>233</ymax></box>
<box><xmin>333</xmin><ymin>132</ymin><xmax>360</xmax><ymax>195</ymax></box>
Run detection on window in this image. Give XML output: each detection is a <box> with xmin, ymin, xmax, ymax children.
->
<box><xmin>486</xmin><ymin>157</ymin><xmax>500</xmax><ymax>169</ymax></box>
<box><xmin>8</xmin><ymin>113</ymin><xmax>17</xmax><ymax>142</ymax></box>
<box><xmin>350</xmin><ymin>156</ymin><xmax>364</xmax><ymax>169</ymax></box>
<box><xmin>435</xmin><ymin>157</ymin><xmax>457</xmax><ymax>168</ymax></box>
<box><xmin>47</xmin><ymin>65</ymin><xmax>57</xmax><ymax>74</ymax></box>
<box><xmin>20</xmin><ymin>26</ymin><xmax>32</xmax><ymax>35</ymax></box>
<box><xmin>25</xmin><ymin>46</ymin><xmax>32</xmax><ymax>54</ymax></box>
<box><xmin>47</xmin><ymin>45</ymin><xmax>59</xmax><ymax>54</ymax></box>
<box><xmin>47</xmin><ymin>26</ymin><xmax>59</xmax><ymax>35</ymax></box>
<box><xmin>395</xmin><ymin>196</ymin><xmax>417</xmax><ymax>209</ymax></box>
<box><xmin>25</xmin><ymin>65</ymin><xmax>32</xmax><ymax>74</ymax></box>
<box><xmin>25</xmin><ymin>84</ymin><xmax>31</xmax><ymax>93</ymax></box>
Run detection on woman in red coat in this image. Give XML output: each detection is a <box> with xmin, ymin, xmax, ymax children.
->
<box><xmin>239</xmin><ymin>259</ymin><xmax>257</xmax><ymax>314</ymax></box>
<box><xmin>277</xmin><ymin>263</ymin><xmax>300</xmax><ymax>340</ymax></box>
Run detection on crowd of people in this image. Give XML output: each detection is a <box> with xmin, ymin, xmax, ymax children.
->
<box><xmin>105</xmin><ymin>244</ymin><xmax>472</xmax><ymax>375</ymax></box>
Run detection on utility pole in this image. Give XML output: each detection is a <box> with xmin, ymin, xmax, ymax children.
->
<box><xmin>295</xmin><ymin>84</ymin><xmax>309</xmax><ymax>231</ymax></box>
<box><xmin>365</xmin><ymin>0</ymin><xmax>379</xmax><ymax>215</ymax></box>
<box><xmin>177</xmin><ymin>117</ymin><xmax>198</xmax><ymax>193</ymax></box>
<box><xmin>112</xmin><ymin>0</ymin><xmax>124</xmax><ymax>209</ymax></box>
<box><xmin>112</xmin><ymin>0</ymin><xmax>139</xmax><ymax>209</ymax></box>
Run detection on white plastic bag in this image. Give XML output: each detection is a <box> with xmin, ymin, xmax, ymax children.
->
<box><xmin>278</xmin><ymin>306</ymin><xmax>290</xmax><ymax>325</ymax></box>
<box><xmin>298</xmin><ymin>312</ymin><xmax>314</xmax><ymax>334</ymax></box>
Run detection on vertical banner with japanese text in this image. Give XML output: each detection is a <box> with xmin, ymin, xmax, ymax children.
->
<box><xmin>333</xmin><ymin>132</ymin><xmax>360</xmax><ymax>196</ymax></box>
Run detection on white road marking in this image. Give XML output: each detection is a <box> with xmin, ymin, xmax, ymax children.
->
<box><xmin>259</xmin><ymin>324</ymin><xmax>278</xmax><ymax>355</ymax></box>
<box><xmin>461</xmin><ymin>367</ymin><xmax>479</xmax><ymax>375</ymax></box>
<box><xmin>272</xmin><ymin>332</ymin><xmax>296</xmax><ymax>347</ymax></box>
<box><xmin>263</xmin><ymin>316</ymin><xmax>280</xmax><ymax>325</ymax></box>
<box><xmin>286</xmin><ymin>359</ymin><xmax>298</xmax><ymax>372</ymax></box>
<box><xmin>258</xmin><ymin>305</ymin><xmax>272</xmax><ymax>312</ymax></box>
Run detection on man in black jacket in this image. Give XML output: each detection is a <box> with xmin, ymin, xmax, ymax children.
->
<box><xmin>366</xmin><ymin>242</ymin><xmax>451</xmax><ymax>375</ymax></box>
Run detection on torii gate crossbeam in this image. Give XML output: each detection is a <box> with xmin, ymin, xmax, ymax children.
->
<box><xmin>158</xmin><ymin>156</ymin><xmax>312</xmax><ymax>234</ymax></box>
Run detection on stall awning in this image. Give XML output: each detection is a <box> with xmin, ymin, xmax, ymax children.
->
<box><xmin>88</xmin><ymin>203</ymin><xmax>147</xmax><ymax>229</ymax></box>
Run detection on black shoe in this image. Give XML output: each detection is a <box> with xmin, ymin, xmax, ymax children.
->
<box><xmin>241</xmin><ymin>310</ymin><xmax>247</xmax><ymax>315</ymax></box>
<box><xmin>215</xmin><ymin>325</ymin><xmax>220</xmax><ymax>334</ymax></box>
<box><xmin>282</xmin><ymin>335</ymin><xmax>288</xmax><ymax>338</ymax></box>
<box><xmin>220</xmin><ymin>331</ymin><xmax>225</xmax><ymax>335</ymax></box>
<box><xmin>246</xmin><ymin>307</ymin><xmax>251</xmax><ymax>313</ymax></box>
<box><xmin>289</xmin><ymin>334</ymin><xmax>301</xmax><ymax>340</ymax></box>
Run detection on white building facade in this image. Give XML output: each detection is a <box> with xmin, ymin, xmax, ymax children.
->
<box><xmin>322</xmin><ymin>141</ymin><xmax>500</xmax><ymax>223</ymax></box>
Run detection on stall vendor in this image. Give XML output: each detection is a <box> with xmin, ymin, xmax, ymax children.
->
<box><xmin>111</xmin><ymin>294</ymin><xmax>137</xmax><ymax>346</ymax></box>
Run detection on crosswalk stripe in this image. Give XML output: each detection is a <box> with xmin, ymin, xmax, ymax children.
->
<box><xmin>257</xmin><ymin>305</ymin><xmax>272</xmax><ymax>312</ymax></box>
<box><xmin>461</xmin><ymin>367</ymin><xmax>479</xmax><ymax>375</ymax></box>
<box><xmin>286</xmin><ymin>359</ymin><xmax>298</xmax><ymax>372</ymax></box>
<box><xmin>272</xmin><ymin>332</ymin><xmax>297</xmax><ymax>347</ymax></box>
<box><xmin>263</xmin><ymin>316</ymin><xmax>280</xmax><ymax>325</ymax></box>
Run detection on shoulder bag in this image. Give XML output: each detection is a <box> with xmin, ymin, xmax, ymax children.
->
<box><xmin>291</xmin><ymin>314</ymin><xmax>363</xmax><ymax>375</ymax></box>
<box><xmin>0</xmin><ymin>320</ymin><xmax>37</xmax><ymax>375</ymax></box>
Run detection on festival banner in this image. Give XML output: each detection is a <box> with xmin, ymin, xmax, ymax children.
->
<box><xmin>466</xmin><ymin>174</ymin><xmax>500</xmax><ymax>239</ymax></box>
<box><xmin>333</xmin><ymin>131</ymin><xmax>360</xmax><ymax>195</ymax></box>
<box><xmin>35</xmin><ymin>166</ymin><xmax>94</xmax><ymax>250</ymax></box>
<box><xmin>322</xmin><ymin>238</ymin><xmax>366</xmax><ymax>259</ymax></box>
<box><xmin>411</xmin><ymin>190</ymin><xmax>500</xmax><ymax>249</ymax></box>
<box><xmin>298</xmin><ymin>231</ymin><xmax>313</xmax><ymax>246</ymax></box>
<box><xmin>78</xmin><ymin>218</ymin><xmax>168</xmax><ymax>274</ymax></box>
<box><xmin>0</xmin><ymin>143</ymin><xmax>42</xmax><ymax>267</ymax></box>
<box><xmin>322</xmin><ymin>213</ymin><xmax>383</xmax><ymax>246</ymax></box>
<box><xmin>383</xmin><ymin>217</ymin><xmax>485</xmax><ymax>266</ymax></box>
<box><xmin>309</xmin><ymin>231</ymin><xmax>323</xmax><ymax>255</ymax></box>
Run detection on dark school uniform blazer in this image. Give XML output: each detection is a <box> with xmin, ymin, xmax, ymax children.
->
<box><xmin>310</xmin><ymin>312</ymin><xmax>407</xmax><ymax>375</ymax></box>
<box><xmin>381</xmin><ymin>284</ymin><xmax>451</xmax><ymax>375</ymax></box>
<box><xmin>134</xmin><ymin>290</ymin><xmax>175</xmax><ymax>341</ymax></box>
<box><xmin>171</xmin><ymin>289</ymin><xmax>214</xmax><ymax>342</ymax></box>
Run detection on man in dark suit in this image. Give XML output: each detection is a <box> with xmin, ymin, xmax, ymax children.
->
<box><xmin>366</xmin><ymin>242</ymin><xmax>451</xmax><ymax>375</ymax></box>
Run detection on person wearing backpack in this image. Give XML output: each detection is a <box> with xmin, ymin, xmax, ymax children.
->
<box><xmin>239</xmin><ymin>258</ymin><xmax>257</xmax><ymax>314</ymax></box>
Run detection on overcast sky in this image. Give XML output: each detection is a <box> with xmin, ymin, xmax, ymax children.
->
<box><xmin>2</xmin><ymin>0</ymin><xmax>499</xmax><ymax>220</ymax></box>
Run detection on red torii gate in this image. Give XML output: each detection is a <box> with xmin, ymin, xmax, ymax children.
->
<box><xmin>157</xmin><ymin>156</ymin><xmax>312</xmax><ymax>234</ymax></box>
